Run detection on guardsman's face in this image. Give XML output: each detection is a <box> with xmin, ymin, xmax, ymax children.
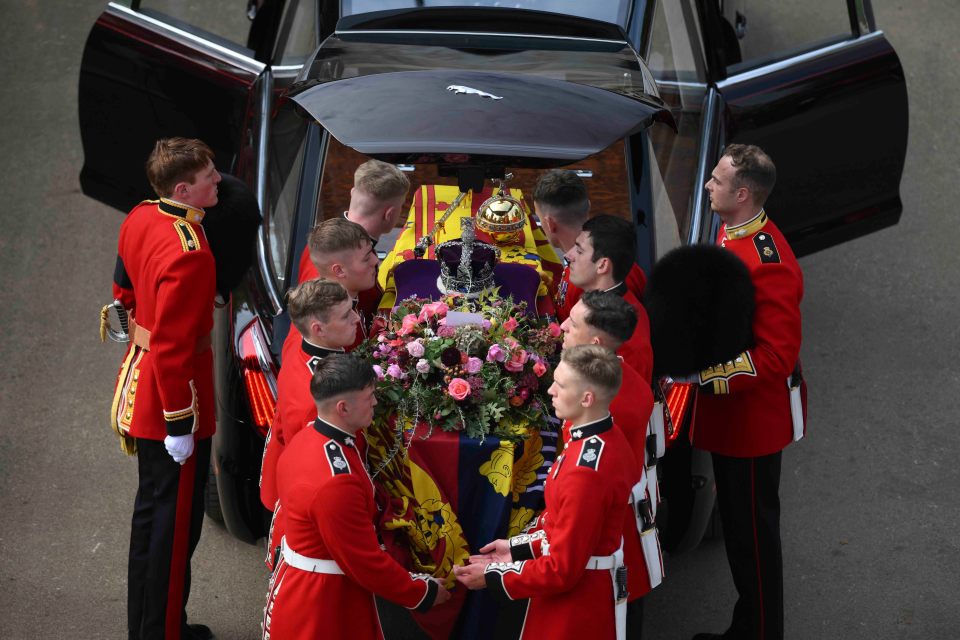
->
<box><xmin>560</xmin><ymin>301</ymin><xmax>597</xmax><ymax>350</ymax></box>
<box><xmin>345</xmin><ymin>385</ymin><xmax>378</xmax><ymax>430</ymax></box>
<box><xmin>340</xmin><ymin>240</ymin><xmax>379</xmax><ymax>294</ymax></box>
<box><xmin>547</xmin><ymin>361</ymin><xmax>585</xmax><ymax>422</ymax></box>
<box><xmin>704</xmin><ymin>156</ymin><xmax>743</xmax><ymax>219</ymax></box>
<box><xmin>563</xmin><ymin>231</ymin><xmax>598</xmax><ymax>289</ymax></box>
<box><xmin>381</xmin><ymin>194</ymin><xmax>408</xmax><ymax>236</ymax></box>
<box><xmin>182</xmin><ymin>160</ymin><xmax>221</xmax><ymax>209</ymax></box>
<box><xmin>319</xmin><ymin>299</ymin><xmax>361</xmax><ymax>348</ymax></box>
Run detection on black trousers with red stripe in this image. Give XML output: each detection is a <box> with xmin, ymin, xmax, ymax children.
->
<box><xmin>128</xmin><ymin>437</ymin><xmax>210</xmax><ymax>640</ymax></box>
<box><xmin>711</xmin><ymin>451</ymin><xmax>783</xmax><ymax>640</ymax></box>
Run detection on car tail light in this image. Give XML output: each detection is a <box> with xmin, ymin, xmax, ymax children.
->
<box><xmin>238</xmin><ymin>318</ymin><xmax>278</xmax><ymax>437</ymax></box>
<box><xmin>663</xmin><ymin>380</ymin><xmax>696</xmax><ymax>444</ymax></box>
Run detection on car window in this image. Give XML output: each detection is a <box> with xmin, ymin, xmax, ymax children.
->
<box><xmin>265</xmin><ymin>108</ymin><xmax>310</xmax><ymax>291</ymax></box>
<box><xmin>121</xmin><ymin>1</ymin><xmax>255</xmax><ymax>54</ymax></box>
<box><xmin>341</xmin><ymin>0</ymin><xmax>633</xmax><ymax>27</ymax></box>
<box><xmin>721</xmin><ymin>2</ymin><xmax>853</xmax><ymax>74</ymax></box>
<box><xmin>275</xmin><ymin>0</ymin><xmax>320</xmax><ymax>66</ymax></box>
<box><xmin>644</xmin><ymin>0</ymin><xmax>706</xmax><ymax>247</ymax></box>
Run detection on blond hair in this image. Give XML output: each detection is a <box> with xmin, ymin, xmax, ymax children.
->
<box><xmin>308</xmin><ymin>218</ymin><xmax>373</xmax><ymax>268</ymax></box>
<box><xmin>285</xmin><ymin>279</ymin><xmax>350</xmax><ymax>335</ymax></box>
<box><xmin>354</xmin><ymin>159</ymin><xmax>409</xmax><ymax>200</ymax></box>
<box><xmin>561</xmin><ymin>344</ymin><xmax>622</xmax><ymax>400</ymax></box>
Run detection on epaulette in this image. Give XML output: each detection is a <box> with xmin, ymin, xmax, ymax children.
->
<box><xmin>576</xmin><ymin>435</ymin><xmax>605</xmax><ymax>470</ymax></box>
<box><xmin>173</xmin><ymin>219</ymin><xmax>202</xmax><ymax>253</ymax></box>
<box><xmin>324</xmin><ymin>441</ymin><xmax>351</xmax><ymax>475</ymax></box>
<box><xmin>753</xmin><ymin>232</ymin><xmax>781</xmax><ymax>264</ymax></box>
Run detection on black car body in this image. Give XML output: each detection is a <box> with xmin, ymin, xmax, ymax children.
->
<box><xmin>79</xmin><ymin>0</ymin><xmax>908</xmax><ymax>547</ymax></box>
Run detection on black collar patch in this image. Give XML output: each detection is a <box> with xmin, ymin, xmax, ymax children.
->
<box><xmin>323</xmin><ymin>440</ymin><xmax>352</xmax><ymax>476</ymax></box>
<box><xmin>576</xmin><ymin>435</ymin><xmax>606</xmax><ymax>470</ymax></box>
<box><xmin>159</xmin><ymin>198</ymin><xmax>205</xmax><ymax>223</ymax></box>
<box><xmin>567</xmin><ymin>415</ymin><xmax>613</xmax><ymax>441</ymax></box>
<box><xmin>302</xmin><ymin>340</ymin><xmax>344</xmax><ymax>372</ymax></box>
<box><xmin>313</xmin><ymin>418</ymin><xmax>357</xmax><ymax>449</ymax></box>
<box><xmin>753</xmin><ymin>232</ymin><xmax>781</xmax><ymax>264</ymax></box>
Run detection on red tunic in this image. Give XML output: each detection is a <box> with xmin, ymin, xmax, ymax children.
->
<box><xmin>111</xmin><ymin>199</ymin><xmax>216</xmax><ymax>441</ymax></box>
<box><xmin>487</xmin><ymin>416</ymin><xmax>636</xmax><ymax>639</ymax></box>
<box><xmin>617</xmin><ymin>287</ymin><xmax>654</xmax><ymax>385</ymax></box>
<box><xmin>693</xmin><ymin>211</ymin><xmax>804</xmax><ymax>457</ymax></box>
<box><xmin>555</xmin><ymin>263</ymin><xmax>646</xmax><ymax>324</ymax></box>
<box><xmin>262</xmin><ymin>420</ymin><xmax>437</xmax><ymax>639</ymax></box>
<box><xmin>260</xmin><ymin>339</ymin><xmax>344</xmax><ymax>511</ymax></box>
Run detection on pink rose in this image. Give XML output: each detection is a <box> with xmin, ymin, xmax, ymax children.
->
<box><xmin>416</xmin><ymin>359</ymin><xmax>431</xmax><ymax>374</ymax></box>
<box><xmin>418</xmin><ymin>301</ymin><xmax>450</xmax><ymax>322</ymax></box>
<box><xmin>448</xmin><ymin>377</ymin><xmax>471</xmax><ymax>401</ymax></box>
<box><xmin>504</xmin><ymin>337</ymin><xmax>519</xmax><ymax>349</ymax></box>
<box><xmin>398</xmin><ymin>314</ymin><xmax>420</xmax><ymax>336</ymax></box>
<box><xmin>372</xmin><ymin>365</ymin><xmax>385</xmax><ymax>380</ymax></box>
<box><xmin>386</xmin><ymin>364</ymin><xmax>405</xmax><ymax>379</ymax></box>
<box><xmin>532</xmin><ymin>361</ymin><xmax>547</xmax><ymax>377</ymax></box>
<box><xmin>504</xmin><ymin>349</ymin><xmax>528</xmax><ymax>373</ymax></box>
<box><xmin>548</xmin><ymin>322</ymin><xmax>562</xmax><ymax>338</ymax></box>
<box><xmin>502</xmin><ymin>317</ymin><xmax>519</xmax><ymax>332</ymax></box>
<box><xmin>486</xmin><ymin>344</ymin><xmax>506</xmax><ymax>363</ymax></box>
<box><xmin>406</xmin><ymin>340</ymin><xmax>425</xmax><ymax>358</ymax></box>
<box><xmin>466</xmin><ymin>357</ymin><xmax>483</xmax><ymax>374</ymax></box>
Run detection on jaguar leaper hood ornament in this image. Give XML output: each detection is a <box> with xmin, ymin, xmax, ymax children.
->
<box><xmin>447</xmin><ymin>85</ymin><xmax>503</xmax><ymax>100</ymax></box>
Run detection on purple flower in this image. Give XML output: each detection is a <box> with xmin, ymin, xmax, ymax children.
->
<box><xmin>372</xmin><ymin>365</ymin><xmax>385</xmax><ymax>380</ymax></box>
<box><xmin>406</xmin><ymin>340</ymin><xmax>425</xmax><ymax>358</ymax></box>
<box><xmin>466</xmin><ymin>357</ymin><xmax>483</xmax><ymax>374</ymax></box>
<box><xmin>481</xmin><ymin>319</ymin><xmax>492</xmax><ymax>330</ymax></box>
<box><xmin>386</xmin><ymin>364</ymin><xmax>405</xmax><ymax>379</ymax></box>
<box><xmin>486</xmin><ymin>344</ymin><xmax>507</xmax><ymax>363</ymax></box>
<box><xmin>416</xmin><ymin>358</ymin><xmax>431</xmax><ymax>374</ymax></box>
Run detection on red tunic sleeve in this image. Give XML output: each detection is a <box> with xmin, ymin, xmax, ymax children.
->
<box><xmin>313</xmin><ymin>477</ymin><xmax>438</xmax><ymax>612</ymax></box>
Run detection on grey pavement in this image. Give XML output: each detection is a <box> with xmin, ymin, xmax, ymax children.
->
<box><xmin>0</xmin><ymin>1</ymin><xmax>958</xmax><ymax>639</ymax></box>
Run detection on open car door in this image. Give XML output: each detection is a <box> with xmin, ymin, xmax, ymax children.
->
<box><xmin>691</xmin><ymin>0</ymin><xmax>909</xmax><ymax>255</ymax></box>
<box><xmin>78</xmin><ymin>2</ymin><xmax>267</xmax><ymax>211</ymax></box>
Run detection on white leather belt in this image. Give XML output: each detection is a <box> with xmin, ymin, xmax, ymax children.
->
<box><xmin>281</xmin><ymin>536</ymin><xmax>344</xmax><ymax>574</ymax></box>
<box><xmin>585</xmin><ymin>546</ymin><xmax>626</xmax><ymax>640</ymax></box>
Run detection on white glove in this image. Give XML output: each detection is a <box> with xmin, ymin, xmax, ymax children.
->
<box><xmin>164</xmin><ymin>434</ymin><xmax>195</xmax><ymax>465</ymax></box>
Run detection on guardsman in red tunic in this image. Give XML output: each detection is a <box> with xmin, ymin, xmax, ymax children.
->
<box><xmin>259</xmin><ymin>280</ymin><xmax>361</xmax><ymax>566</ymax></box>
<box><xmin>286</xmin><ymin>218</ymin><xmax>379</xmax><ymax>357</ymax></box>
<box><xmin>560</xmin><ymin>290</ymin><xmax>664</xmax><ymax>635</ymax></box>
<box><xmin>295</xmin><ymin>158</ymin><xmax>409</xmax><ymax>320</ymax></box>
<box><xmin>455</xmin><ymin>346</ymin><xmax>637</xmax><ymax>640</ymax></box>
<box><xmin>691</xmin><ymin>145</ymin><xmax>805</xmax><ymax>640</ymax></box>
<box><xmin>110</xmin><ymin>138</ymin><xmax>220</xmax><ymax>640</ymax></box>
<box><xmin>564</xmin><ymin>215</ymin><xmax>654</xmax><ymax>383</ymax></box>
<box><xmin>262</xmin><ymin>355</ymin><xmax>450</xmax><ymax>639</ymax></box>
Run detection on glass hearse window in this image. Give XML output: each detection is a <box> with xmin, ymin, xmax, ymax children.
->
<box><xmin>644</xmin><ymin>0</ymin><xmax>706</xmax><ymax>253</ymax></box>
<box><xmin>265</xmin><ymin>108</ymin><xmax>310</xmax><ymax>291</ymax></box>
<box><xmin>340</xmin><ymin>0</ymin><xmax>633</xmax><ymax>26</ymax></box>
<box><xmin>276</xmin><ymin>0</ymin><xmax>320</xmax><ymax>67</ymax></box>
<box><xmin>123</xmin><ymin>0</ymin><xmax>255</xmax><ymax>53</ymax></box>
<box><xmin>723</xmin><ymin>2</ymin><xmax>853</xmax><ymax>74</ymax></box>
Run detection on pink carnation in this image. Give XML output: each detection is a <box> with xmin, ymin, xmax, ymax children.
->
<box><xmin>532</xmin><ymin>361</ymin><xmax>547</xmax><ymax>377</ymax></box>
<box><xmin>448</xmin><ymin>377</ymin><xmax>471</xmax><ymax>401</ymax></box>
<box><xmin>437</xmin><ymin>324</ymin><xmax>456</xmax><ymax>338</ymax></box>
<box><xmin>502</xmin><ymin>317</ymin><xmax>519</xmax><ymax>332</ymax></box>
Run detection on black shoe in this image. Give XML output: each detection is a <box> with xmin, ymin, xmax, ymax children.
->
<box><xmin>183</xmin><ymin>623</ymin><xmax>214</xmax><ymax>640</ymax></box>
<box><xmin>691</xmin><ymin>634</ymin><xmax>724</xmax><ymax>640</ymax></box>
